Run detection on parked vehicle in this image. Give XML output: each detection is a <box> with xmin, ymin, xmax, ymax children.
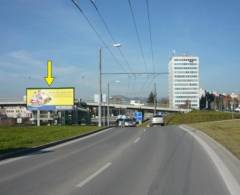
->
<box><xmin>150</xmin><ymin>114</ymin><xmax>164</xmax><ymax>126</ymax></box>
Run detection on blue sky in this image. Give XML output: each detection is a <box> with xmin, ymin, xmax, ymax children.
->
<box><xmin>0</xmin><ymin>0</ymin><xmax>240</xmax><ymax>100</ymax></box>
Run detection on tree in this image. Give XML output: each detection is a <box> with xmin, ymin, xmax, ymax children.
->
<box><xmin>200</xmin><ymin>95</ymin><xmax>206</xmax><ymax>109</ymax></box>
<box><xmin>147</xmin><ymin>91</ymin><xmax>155</xmax><ymax>104</ymax></box>
<box><xmin>205</xmin><ymin>92</ymin><xmax>215</xmax><ymax>110</ymax></box>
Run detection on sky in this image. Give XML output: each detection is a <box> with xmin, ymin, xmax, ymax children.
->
<box><xmin>0</xmin><ymin>0</ymin><xmax>240</xmax><ymax>101</ymax></box>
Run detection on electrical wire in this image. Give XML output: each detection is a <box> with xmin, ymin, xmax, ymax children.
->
<box><xmin>145</xmin><ymin>0</ymin><xmax>155</xmax><ymax>72</ymax></box>
<box><xmin>127</xmin><ymin>0</ymin><xmax>148</xmax><ymax>71</ymax></box>
<box><xmin>145</xmin><ymin>76</ymin><xmax>157</xmax><ymax>97</ymax></box>
<box><xmin>89</xmin><ymin>0</ymin><xmax>133</xmax><ymax>73</ymax></box>
<box><xmin>71</xmin><ymin>0</ymin><xmax>127</xmax><ymax>72</ymax></box>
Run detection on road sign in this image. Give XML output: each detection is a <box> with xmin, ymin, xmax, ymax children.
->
<box><xmin>134</xmin><ymin>112</ymin><xmax>143</xmax><ymax>122</ymax></box>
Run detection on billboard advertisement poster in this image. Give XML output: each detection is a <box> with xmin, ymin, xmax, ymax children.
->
<box><xmin>26</xmin><ymin>87</ymin><xmax>74</xmax><ymax>111</ymax></box>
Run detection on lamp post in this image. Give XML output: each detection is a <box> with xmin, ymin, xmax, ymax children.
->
<box><xmin>98</xmin><ymin>48</ymin><xmax>102</xmax><ymax>127</ymax></box>
<box><xmin>98</xmin><ymin>43</ymin><xmax>122</xmax><ymax>127</ymax></box>
<box><xmin>107</xmin><ymin>81</ymin><xmax>110</xmax><ymax>126</ymax></box>
<box><xmin>231</xmin><ymin>101</ymin><xmax>234</xmax><ymax>120</ymax></box>
<box><xmin>154</xmin><ymin>82</ymin><xmax>157</xmax><ymax>115</ymax></box>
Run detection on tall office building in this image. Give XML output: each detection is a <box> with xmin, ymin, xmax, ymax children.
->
<box><xmin>168</xmin><ymin>55</ymin><xmax>200</xmax><ymax>109</ymax></box>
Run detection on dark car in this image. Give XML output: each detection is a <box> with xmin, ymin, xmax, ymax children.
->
<box><xmin>124</xmin><ymin>118</ymin><xmax>137</xmax><ymax>127</ymax></box>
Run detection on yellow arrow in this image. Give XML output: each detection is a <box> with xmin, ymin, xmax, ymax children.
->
<box><xmin>44</xmin><ymin>60</ymin><xmax>55</xmax><ymax>86</ymax></box>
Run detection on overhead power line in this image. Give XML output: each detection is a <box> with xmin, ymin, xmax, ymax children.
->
<box><xmin>89</xmin><ymin>0</ymin><xmax>133</xmax><ymax>73</ymax></box>
<box><xmin>145</xmin><ymin>0</ymin><xmax>155</xmax><ymax>72</ymax></box>
<box><xmin>70</xmin><ymin>0</ymin><xmax>127</xmax><ymax>72</ymax></box>
<box><xmin>127</xmin><ymin>0</ymin><xmax>148</xmax><ymax>71</ymax></box>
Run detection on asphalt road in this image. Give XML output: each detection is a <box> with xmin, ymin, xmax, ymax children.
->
<box><xmin>0</xmin><ymin>126</ymin><xmax>232</xmax><ymax>195</ymax></box>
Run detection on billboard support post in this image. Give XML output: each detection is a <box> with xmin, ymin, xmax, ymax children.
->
<box><xmin>37</xmin><ymin>110</ymin><xmax>40</xmax><ymax>126</ymax></box>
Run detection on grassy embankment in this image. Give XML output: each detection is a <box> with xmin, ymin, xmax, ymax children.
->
<box><xmin>163</xmin><ymin>110</ymin><xmax>240</xmax><ymax>159</ymax></box>
<box><xmin>190</xmin><ymin>120</ymin><xmax>240</xmax><ymax>159</ymax></box>
<box><xmin>138</xmin><ymin>120</ymin><xmax>150</xmax><ymax>128</ymax></box>
<box><xmin>164</xmin><ymin>110</ymin><xmax>240</xmax><ymax>125</ymax></box>
<box><xmin>0</xmin><ymin>125</ymin><xmax>100</xmax><ymax>154</ymax></box>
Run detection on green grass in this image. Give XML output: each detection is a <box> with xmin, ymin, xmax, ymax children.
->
<box><xmin>189</xmin><ymin>120</ymin><xmax>240</xmax><ymax>159</ymax></box>
<box><xmin>165</xmin><ymin>110</ymin><xmax>240</xmax><ymax>125</ymax></box>
<box><xmin>0</xmin><ymin>125</ymin><xmax>100</xmax><ymax>154</ymax></box>
<box><xmin>138</xmin><ymin>119</ymin><xmax>150</xmax><ymax>128</ymax></box>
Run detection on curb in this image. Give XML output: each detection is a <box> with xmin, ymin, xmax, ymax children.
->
<box><xmin>0</xmin><ymin>126</ymin><xmax>113</xmax><ymax>161</ymax></box>
<box><xmin>179</xmin><ymin>125</ymin><xmax>240</xmax><ymax>195</ymax></box>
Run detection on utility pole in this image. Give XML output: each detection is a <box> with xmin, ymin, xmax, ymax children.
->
<box><xmin>154</xmin><ymin>82</ymin><xmax>157</xmax><ymax>115</ymax></box>
<box><xmin>231</xmin><ymin>101</ymin><xmax>234</xmax><ymax>120</ymax></box>
<box><xmin>107</xmin><ymin>81</ymin><xmax>110</xmax><ymax>126</ymax></box>
<box><xmin>98</xmin><ymin>48</ymin><xmax>102</xmax><ymax>127</ymax></box>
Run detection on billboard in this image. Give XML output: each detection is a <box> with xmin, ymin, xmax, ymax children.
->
<box><xmin>26</xmin><ymin>88</ymin><xmax>74</xmax><ymax>110</ymax></box>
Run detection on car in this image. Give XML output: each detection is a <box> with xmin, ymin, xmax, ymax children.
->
<box><xmin>116</xmin><ymin>118</ymin><xmax>124</xmax><ymax>127</ymax></box>
<box><xmin>124</xmin><ymin>118</ymin><xmax>137</xmax><ymax>127</ymax></box>
<box><xmin>116</xmin><ymin>118</ymin><xmax>136</xmax><ymax>127</ymax></box>
<box><xmin>150</xmin><ymin>114</ymin><xmax>164</xmax><ymax>126</ymax></box>
<box><xmin>235</xmin><ymin>107</ymin><xmax>240</xmax><ymax>112</ymax></box>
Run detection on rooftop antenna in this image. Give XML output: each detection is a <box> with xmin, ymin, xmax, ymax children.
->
<box><xmin>172</xmin><ymin>49</ymin><xmax>176</xmax><ymax>56</ymax></box>
<box><xmin>170</xmin><ymin>49</ymin><xmax>176</xmax><ymax>59</ymax></box>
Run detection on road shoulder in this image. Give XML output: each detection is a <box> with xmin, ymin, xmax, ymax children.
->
<box><xmin>180</xmin><ymin>125</ymin><xmax>240</xmax><ymax>195</ymax></box>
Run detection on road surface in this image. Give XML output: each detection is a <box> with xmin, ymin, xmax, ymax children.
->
<box><xmin>0</xmin><ymin>126</ymin><xmax>233</xmax><ymax>195</ymax></box>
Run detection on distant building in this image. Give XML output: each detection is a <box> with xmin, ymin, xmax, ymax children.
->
<box><xmin>168</xmin><ymin>55</ymin><xmax>200</xmax><ymax>109</ymax></box>
<box><xmin>130</xmin><ymin>100</ymin><xmax>144</xmax><ymax>106</ymax></box>
<box><xmin>4</xmin><ymin>106</ymin><xmax>32</xmax><ymax>118</ymax></box>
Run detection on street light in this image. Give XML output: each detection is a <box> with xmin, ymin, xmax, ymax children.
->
<box><xmin>113</xmin><ymin>43</ymin><xmax>121</xmax><ymax>47</ymax></box>
<box><xmin>98</xmin><ymin>43</ymin><xmax>122</xmax><ymax>127</ymax></box>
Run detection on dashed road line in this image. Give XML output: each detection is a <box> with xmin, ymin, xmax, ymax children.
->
<box><xmin>76</xmin><ymin>162</ymin><xmax>112</xmax><ymax>188</ymax></box>
<box><xmin>134</xmin><ymin>137</ymin><xmax>141</xmax><ymax>144</ymax></box>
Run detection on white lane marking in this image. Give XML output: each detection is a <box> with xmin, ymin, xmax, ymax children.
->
<box><xmin>0</xmin><ymin>128</ymin><xmax>113</xmax><ymax>166</ymax></box>
<box><xmin>144</xmin><ymin>129</ymin><xmax>146</xmax><ymax>132</ymax></box>
<box><xmin>134</xmin><ymin>137</ymin><xmax>141</xmax><ymax>143</ymax></box>
<box><xmin>180</xmin><ymin>125</ymin><xmax>240</xmax><ymax>195</ymax></box>
<box><xmin>76</xmin><ymin>162</ymin><xmax>112</xmax><ymax>188</ymax></box>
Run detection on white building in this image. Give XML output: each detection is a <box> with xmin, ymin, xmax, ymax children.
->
<box><xmin>4</xmin><ymin>106</ymin><xmax>32</xmax><ymax>118</ymax></box>
<box><xmin>168</xmin><ymin>55</ymin><xmax>200</xmax><ymax>109</ymax></box>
